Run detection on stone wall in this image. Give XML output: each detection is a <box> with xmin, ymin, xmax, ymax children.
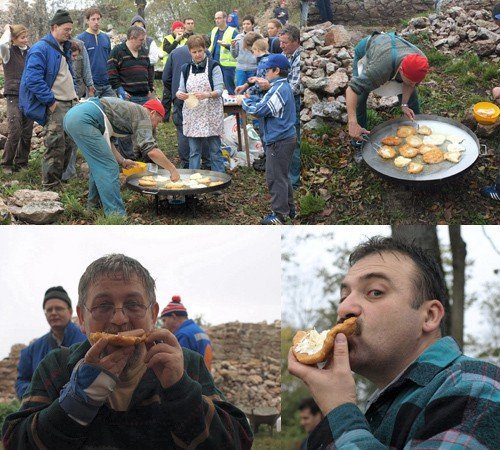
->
<box><xmin>0</xmin><ymin>344</ymin><xmax>25</xmax><ymax>402</ymax></box>
<box><xmin>309</xmin><ymin>0</ymin><xmax>495</xmax><ymax>25</ymax></box>
<box><xmin>208</xmin><ymin>321</ymin><xmax>281</xmax><ymax>411</ymax></box>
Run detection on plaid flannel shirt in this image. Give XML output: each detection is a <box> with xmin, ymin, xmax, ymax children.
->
<box><xmin>307</xmin><ymin>336</ymin><xmax>500</xmax><ymax>449</ymax></box>
<box><xmin>286</xmin><ymin>46</ymin><xmax>301</xmax><ymax>97</ymax></box>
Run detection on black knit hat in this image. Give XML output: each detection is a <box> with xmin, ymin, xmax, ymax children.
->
<box><xmin>43</xmin><ymin>286</ymin><xmax>72</xmax><ymax>309</ymax></box>
<box><xmin>50</xmin><ymin>9</ymin><xmax>73</xmax><ymax>26</ymax></box>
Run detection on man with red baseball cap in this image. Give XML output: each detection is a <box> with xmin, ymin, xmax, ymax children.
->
<box><xmin>63</xmin><ymin>96</ymin><xmax>179</xmax><ymax>217</ymax></box>
<box><xmin>160</xmin><ymin>295</ymin><xmax>213</xmax><ymax>370</ymax></box>
<box><xmin>346</xmin><ymin>32</ymin><xmax>429</xmax><ymax>150</ymax></box>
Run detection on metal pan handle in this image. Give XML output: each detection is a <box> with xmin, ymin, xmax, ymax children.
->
<box><xmin>479</xmin><ymin>144</ymin><xmax>489</xmax><ymax>156</ymax></box>
<box><xmin>142</xmin><ymin>189</ymin><xmax>159</xmax><ymax>195</ymax></box>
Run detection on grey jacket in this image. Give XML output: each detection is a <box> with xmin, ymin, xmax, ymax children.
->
<box><xmin>349</xmin><ymin>33</ymin><xmax>424</xmax><ymax>96</ymax></box>
<box><xmin>230</xmin><ymin>33</ymin><xmax>257</xmax><ymax>71</ymax></box>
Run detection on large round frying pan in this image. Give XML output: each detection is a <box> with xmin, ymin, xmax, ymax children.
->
<box><xmin>361</xmin><ymin>114</ymin><xmax>480</xmax><ymax>186</ymax></box>
<box><xmin>126</xmin><ymin>168</ymin><xmax>232</xmax><ymax>196</ymax></box>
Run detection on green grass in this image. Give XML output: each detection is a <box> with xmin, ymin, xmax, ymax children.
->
<box><xmin>299</xmin><ymin>193</ymin><xmax>326</xmax><ymax>217</ymax></box>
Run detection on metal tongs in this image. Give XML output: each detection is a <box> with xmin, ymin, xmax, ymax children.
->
<box><xmin>361</xmin><ymin>133</ymin><xmax>381</xmax><ymax>151</ymax></box>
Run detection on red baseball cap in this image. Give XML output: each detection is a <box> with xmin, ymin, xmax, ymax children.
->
<box><xmin>143</xmin><ymin>99</ymin><xmax>165</xmax><ymax>118</ymax></box>
<box><xmin>400</xmin><ymin>54</ymin><xmax>429</xmax><ymax>83</ymax></box>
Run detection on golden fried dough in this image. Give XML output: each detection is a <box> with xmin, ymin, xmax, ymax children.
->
<box><xmin>423</xmin><ymin>134</ymin><xmax>446</xmax><ymax>146</ymax></box>
<box><xmin>406</xmin><ymin>135</ymin><xmax>423</xmax><ymax>148</ymax></box>
<box><xmin>399</xmin><ymin>144</ymin><xmax>419</xmax><ymax>158</ymax></box>
<box><xmin>394</xmin><ymin>156</ymin><xmax>412</xmax><ymax>167</ymax></box>
<box><xmin>417</xmin><ymin>125</ymin><xmax>432</xmax><ymax>135</ymax></box>
<box><xmin>408</xmin><ymin>162</ymin><xmax>424</xmax><ymax>174</ymax></box>
<box><xmin>292</xmin><ymin>317</ymin><xmax>358</xmax><ymax>365</ymax></box>
<box><xmin>377</xmin><ymin>145</ymin><xmax>397</xmax><ymax>159</ymax></box>
<box><xmin>396</xmin><ymin>126</ymin><xmax>417</xmax><ymax>138</ymax></box>
<box><xmin>418</xmin><ymin>144</ymin><xmax>438</xmax><ymax>155</ymax></box>
<box><xmin>423</xmin><ymin>148</ymin><xmax>445</xmax><ymax>164</ymax></box>
<box><xmin>381</xmin><ymin>135</ymin><xmax>402</xmax><ymax>146</ymax></box>
<box><xmin>138</xmin><ymin>178</ymin><xmax>157</xmax><ymax>187</ymax></box>
<box><xmin>89</xmin><ymin>329</ymin><xmax>147</xmax><ymax>346</ymax></box>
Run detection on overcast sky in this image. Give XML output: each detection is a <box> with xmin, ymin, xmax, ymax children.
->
<box><xmin>0</xmin><ymin>226</ymin><xmax>281</xmax><ymax>359</ymax></box>
<box><xmin>282</xmin><ymin>225</ymin><xmax>500</xmax><ymax>342</ymax></box>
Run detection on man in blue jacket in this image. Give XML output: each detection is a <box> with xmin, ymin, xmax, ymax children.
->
<box><xmin>19</xmin><ymin>9</ymin><xmax>78</xmax><ymax>189</ymax></box>
<box><xmin>160</xmin><ymin>295</ymin><xmax>213</xmax><ymax>370</ymax></box>
<box><xmin>16</xmin><ymin>286</ymin><xmax>86</xmax><ymax>399</ymax></box>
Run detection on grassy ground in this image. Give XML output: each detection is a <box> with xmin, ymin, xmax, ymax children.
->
<box><xmin>0</xmin><ymin>81</ymin><xmax>276</xmax><ymax>224</ymax></box>
<box><xmin>301</xmin><ymin>31</ymin><xmax>500</xmax><ymax>225</ymax></box>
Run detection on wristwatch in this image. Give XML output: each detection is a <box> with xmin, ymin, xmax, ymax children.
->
<box><xmin>401</xmin><ymin>103</ymin><xmax>409</xmax><ymax>107</ymax></box>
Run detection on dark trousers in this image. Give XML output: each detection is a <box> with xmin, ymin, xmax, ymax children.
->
<box><xmin>265</xmin><ymin>136</ymin><xmax>296</xmax><ymax>217</ymax></box>
<box><xmin>43</xmin><ymin>100</ymin><xmax>77</xmax><ymax>187</ymax></box>
<box><xmin>1</xmin><ymin>95</ymin><xmax>34</xmax><ymax>168</ymax></box>
<box><xmin>316</xmin><ymin>0</ymin><xmax>334</xmax><ymax>23</ymax></box>
<box><xmin>356</xmin><ymin>89</ymin><xmax>421</xmax><ymax>129</ymax></box>
<box><xmin>221</xmin><ymin>66</ymin><xmax>236</xmax><ymax>95</ymax></box>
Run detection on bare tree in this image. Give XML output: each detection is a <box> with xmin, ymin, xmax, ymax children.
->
<box><xmin>449</xmin><ymin>226</ymin><xmax>466</xmax><ymax>347</ymax></box>
<box><xmin>391</xmin><ymin>225</ymin><xmax>452</xmax><ymax>335</ymax></box>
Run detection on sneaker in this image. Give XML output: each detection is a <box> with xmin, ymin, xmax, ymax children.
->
<box><xmin>261</xmin><ymin>211</ymin><xmax>286</xmax><ymax>225</ymax></box>
<box><xmin>253</xmin><ymin>155</ymin><xmax>266</xmax><ymax>172</ymax></box>
<box><xmin>480</xmin><ymin>185</ymin><xmax>500</xmax><ymax>201</ymax></box>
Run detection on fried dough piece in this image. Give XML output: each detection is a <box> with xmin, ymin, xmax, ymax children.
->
<box><xmin>446</xmin><ymin>143</ymin><xmax>465</xmax><ymax>153</ymax></box>
<box><xmin>406</xmin><ymin>135</ymin><xmax>423</xmax><ymax>148</ymax></box>
<box><xmin>89</xmin><ymin>329</ymin><xmax>147</xmax><ymax>346</ymax></box>
<box><xmin>377</xmin><ymin>145</ymin><xmax>397</xmax><ymax>159</ymax></box>
<box><xmin>423</xmin><ymin>134</ymin><xmax>446</xmax><ymax>146</ymax></box>
<box><xmin>292</xmin><ymin>317</ymin><xmax>358</xmax><ymax>365</ymax></box>
<box><xmin>381</xmin><ymin>135</ymin><xmax>402</xmax><ymax>146</ymax></box>
<box><xmin>399</xmin><ymin>144</ymin><xmax>419</xmax><ymax>158</ymax></box>
<box><xmin>408</xmin><ymin>162</ymin><xmax>424</xmax><ymax>174</ymax></box>
<box><xmin>446</xmin><ymin>135</ymin><xmax>463</xmax><ymax>145</ymax></box>
<box><xmin>394</xmin><ymin>156</ymin><xmax>412</xmax><ymax>167</ymax></box>
<box><xmin>418</xmin><ymin>144</ymin><xmax>438</xmax><ymax>155</ymax></box>
<box><xmin>138</xmin><ymin>179</ymin><xmax>157</xmax><ymax>187</ymax></box>
<box><xmin>423</xmin><ymin>148</ymin><xmax>445</xmax><ymax>164</ymax></box>
<box><xmin>396</xmin><ymin>126</ymin><xmax>417</xmax><ymax>138</ymax></box>
<box><xmin>417</xmin><ymin>125</ymin><xmax>432</xmax><ymax>135</ymax></box>
<box><xmin>444</xmin><ymin>152</ymin><xmax>462</xmax><ymax>163</ymax></box>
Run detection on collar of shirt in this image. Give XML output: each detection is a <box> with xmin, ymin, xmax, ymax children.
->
<box><xmin>365</xmin><ymin>336</ymin><xmax>463</xmax><ymax>412</ymax></box>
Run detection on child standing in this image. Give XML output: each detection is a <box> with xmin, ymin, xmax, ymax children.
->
<box><xmin>238</xmin><ymin>54</ymin><xmax>296</xmax><ymax>224</ymax></box>
<box><xmin>176</xmin><ymin>35</ymin><xmax>225</xmax><ymax>173</ymax></box>
<box><xmin>0</xmin><ymin>24</ymin><xmax>33</xmax><ymax>174</ymax></box>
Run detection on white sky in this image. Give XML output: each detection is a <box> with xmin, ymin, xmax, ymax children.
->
<box><xmin>282</xmin><ymin>225</ymin><xmax>500</xmax><ymax>341</ymax></box>
<box><xmin>0</xmin><ymin>226</ymin><xmax>282</xmax><ymax>359</ymax></box>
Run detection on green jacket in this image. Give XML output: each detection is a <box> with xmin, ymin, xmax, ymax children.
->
<box><xmin>349</xmin><ymin>33</ymin><xmax>425</xmax><ymax>96</ymax></box>
<box><xmin>2</xmin><ymin>340</ymin><xmax>253</xmax><ymax>449</ymax></box>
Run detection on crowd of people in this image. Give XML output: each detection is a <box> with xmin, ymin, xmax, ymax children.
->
<box><xmin>3</xmin><ymin>253</ymin><xmax>251</xmax><ymax>449</ymax></box>
<box><xmin>0</xmin><ymin>7</ymin><xmax>303</xmax><ymax>223</ymax></box>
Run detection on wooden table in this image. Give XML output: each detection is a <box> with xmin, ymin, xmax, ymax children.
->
<box><xmin>224</xmin><ymin>104</ymin><xmax>251</xmax><ymax>167</ymax></box>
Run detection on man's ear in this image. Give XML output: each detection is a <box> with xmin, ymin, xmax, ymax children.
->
<box><xmin>76</xmin><ymin>305</ymin><xmax>86</xmax><ymax>334</ymax></box>
<box><xmin>422</xmin><ymin>299</ymin><xmax>445</xmax><ymax>334</ymax></box>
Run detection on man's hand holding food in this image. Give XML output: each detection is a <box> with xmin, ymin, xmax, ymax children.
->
<box><xmin>288</xmin><ymin>333</ymin><xmax>357</xmax><ymax>416</ymax></box>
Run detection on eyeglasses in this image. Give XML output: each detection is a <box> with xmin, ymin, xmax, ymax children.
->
<box><xmin>84</xmin><ymin>301</ymin><xmax>153</xmax><ymax>322</ymax></box>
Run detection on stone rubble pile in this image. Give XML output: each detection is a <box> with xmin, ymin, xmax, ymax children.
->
<box><xmin>207</xmin><ymin>321</ymin><xmax>281</xmax><ymax>411</ymax></box>
<box><xmin>0</xmin><ymin>344</ymin><xmax>25</xmax><ymax>403</ymax></box>
<box><xmin>401</xmin><ymin>7</ymin><xmax>500</xmax><ymax>61</ymax></box>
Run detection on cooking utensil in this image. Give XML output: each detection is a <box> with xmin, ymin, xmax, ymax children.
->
<box><xmin>361</xmin><ymin>114</ymin><xmax>480</xmax><ymax>186</ymax></box>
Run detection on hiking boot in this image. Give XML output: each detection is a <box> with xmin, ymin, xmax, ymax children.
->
<box><xmin>480</xmin><ymin>185</ymin><xmax>500</xmax><ymax>201</ymax></box>
<box><xmin>261</xmin><ymin>211</ymin><xmax>286</xmax><ymax>225</ymax></box>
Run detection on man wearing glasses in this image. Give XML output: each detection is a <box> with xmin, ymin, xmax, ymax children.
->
<box><xmin>3</xmin><ymin>254</ymin><xmax>253</xmax><ymax>450</ymax></box>
<box><xmin>15</xmin><ymin>286</ymin><xmax>86</xmax><ymax>399</ymax></box>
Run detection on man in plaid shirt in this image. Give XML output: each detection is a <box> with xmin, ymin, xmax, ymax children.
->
<box><xmin>289</xmin><ymin>237</ymin><xmax>499</xmax><ymax>449</ymax></box>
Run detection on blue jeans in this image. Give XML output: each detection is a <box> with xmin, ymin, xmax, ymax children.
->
<box><xmin>221</xmin><ymin>66</ymin><xmax>236</xmax><ymax>94</ymax></box>
<box><xmin>188</xmin><ymin>136</ymin><xmax>225</xmax><ymax>173</ymax></box>
<box><xmin>63</xmin><ymin>99</ymin><xmax>126</xmax><ymax>217</ymax></box>
<box><xmin>94</xmin><ymin>84</ymin><xmax>116</xmax><ymax>98</ymax></box>
<box><xmin>288</xmin><ymin>95</ymin><xmax>301</xmax><ymax>189</ymax></box>
<box><xmin>236</xmin><ymin>68</ymin><xmax>256</xmax><ymax>87</ymax></box>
